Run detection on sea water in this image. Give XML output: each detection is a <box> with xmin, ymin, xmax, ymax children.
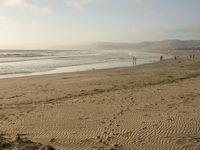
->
<box><xmin>0</xmin><ymin>50</ymin><xmax>172</xmax><ymax>78</ymax></box>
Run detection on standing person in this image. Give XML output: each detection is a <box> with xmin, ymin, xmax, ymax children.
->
<box><xmin>160</xmin><ymin>56</ymin><xmax>163</xmax><ymax>61</ymax></box>
<box><xmin>133</xmin><ymin>56</ymin><xmax>136</xmax><ymax>65</ymax></box>
<box><xmin>135</xmin><ymin>57</ymin><xmax>137</xmax><ymax>65</ymax></box>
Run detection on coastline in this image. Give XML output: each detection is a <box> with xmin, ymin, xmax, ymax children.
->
<box><xmin>0</xmin><ymin>54</ymin><xmax>200</xmax><ymax>149</ymax></box>
<box><xmin>0</xmin><ymin>49</ymin><xmax>173</xmax><ymax>79</ymax></box>
<box><xmin>0</xmin><ymin>56</ymin><xmax>171</xmax><ymax>80</ymax></box>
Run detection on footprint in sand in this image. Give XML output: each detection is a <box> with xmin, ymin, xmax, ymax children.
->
<box><xmin>175</xmin><ymin>136</ymin><xmax>200</xmax><ymax>149</ymax></box>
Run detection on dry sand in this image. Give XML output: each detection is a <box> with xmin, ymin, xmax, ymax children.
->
<box><xmin>0</xmin><ymin>54</ymin><xmax>200</xmax><ymax>150</ymax></box>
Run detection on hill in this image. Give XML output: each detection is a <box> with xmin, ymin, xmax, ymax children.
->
<box><xmin>84</xmin><ymin>39</ymin><xmax>200</xmax><ymax>51</ymax></box>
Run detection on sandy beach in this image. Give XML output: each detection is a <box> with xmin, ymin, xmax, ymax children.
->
<box><xmin>0</xmin><ymin>54</ymin><xmax>200</xmax><ymax>150</ymax></box>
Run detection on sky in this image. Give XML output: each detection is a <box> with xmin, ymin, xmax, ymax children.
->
<box><xmin>0</xmin><ymin>0</ymin><xmax>200</xmax><ymax>49</ymax></box>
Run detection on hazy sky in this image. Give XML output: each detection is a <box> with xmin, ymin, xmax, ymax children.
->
<box><xmin>0</xmin><ymin>0</ymin><xmax>200</xmax><ymax>49</ymax></box>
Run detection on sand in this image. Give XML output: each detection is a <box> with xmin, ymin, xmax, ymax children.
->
<box><xmin>0</xmin><ymin>134</ymin><xmax>55</xmax><ymax>150</ymax></box>
<box><xmin>0</xmin><ymin>54</ymin><xmax>200</xmax><ymax>150</ymax></box>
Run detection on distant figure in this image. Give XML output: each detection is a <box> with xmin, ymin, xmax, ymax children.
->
<box><xmin>134</xmin><ymin>57</ymin><xmax>137</xmax><ymax>65</ymax></box>
<box><xmin>174</xmin><ymin>56</ymin><xmax>177</xmax><ymax>60</ymax></box>
<box><xmin>190</xmin><ymin>55</ymin><xmax>195</xmax><ymax>59</ymax></box>
<box><xmin>160</xmin><ymin>56</ymin><xmax>163</xmax><ymax>61</ymax></box>
<box><xmin>133</xmin><ymin>56</ymin><xmax>137</xmax><ymax>65</ymax></box>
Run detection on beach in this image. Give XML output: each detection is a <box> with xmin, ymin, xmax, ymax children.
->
<box><xmin>0</xmin><ymin>54</ymin><xmax>200</xmax><ymax>150</ymax></box>
<box><xmin>0</xmin><ymin>50</ymin><xmax>172</xmax><ymax>79</ymax></box>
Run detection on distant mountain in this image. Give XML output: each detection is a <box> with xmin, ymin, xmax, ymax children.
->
<box><xmin>84</xmin><ymin>39</ymin><xmax>200</xmax><ymax>51</ymax></box>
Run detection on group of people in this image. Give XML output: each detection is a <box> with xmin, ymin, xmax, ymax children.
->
<box><xmin>132</xmin><ymin>53</ymin><xmax>197</xmax><ymax>66</ymax></box>
<box><xmin>159</xmin><ymin>55</ymin><xmax>178</xmax><ymax>61</ymax></box>
<box><xmin>133</xmin><ymin>56</ymin><xmax>137</xmax><ymax>65</ymax></box>
<box><xmin>189</xmin><ymin>54</ymin><xmax>195</xmax><ymax>59</ymax></box>
<box><xmin>132</xmin><ymin>55</ymin><xmax>179</xmax><ymax>66</ymax></box>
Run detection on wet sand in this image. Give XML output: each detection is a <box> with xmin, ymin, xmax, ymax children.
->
<box><xmin>0</xmin><ymin>54</ymin><xmax>200</xmax><ymax>149</ymax></box>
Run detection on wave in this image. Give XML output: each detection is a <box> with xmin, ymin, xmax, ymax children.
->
<box><xmin>0</xmin><ymin>50</ymin><xmax>173</xmax><ymax>78</ymax></box>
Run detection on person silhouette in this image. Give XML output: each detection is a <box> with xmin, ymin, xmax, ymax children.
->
<box><xmin>133</xmin><ymin>56</ymin><xmax>136</xmax><ymax>65</ymax></box>
<box><xmin>160</xmin><ymin>56</ymin><xmax>163</xmax><ymax>61</ymax></box>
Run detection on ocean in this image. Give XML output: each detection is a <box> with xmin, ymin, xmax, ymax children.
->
<box><xmin>0</xmin><ymin>50</ymin><xmax>172</xmax><ymax>78</ymax></box>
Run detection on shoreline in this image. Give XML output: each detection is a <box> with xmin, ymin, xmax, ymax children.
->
<box><xmin>0</xmin><ymin>59</ymin><xmax>167</xmax><ymax>80</ymax></box>
<box><xmin>0</xmin><ymin>56</ymin><xmax>173</xmax><ymax>80</ymax></box>
<box><xmin>0</xmin><ymin>54</ymin><xmax>200</xmax><ymax>149</ymax></box>
<box><xmin>0</xmin><ymin>49</ymin><xmax>173</xmax><ymax>79</ymax></box>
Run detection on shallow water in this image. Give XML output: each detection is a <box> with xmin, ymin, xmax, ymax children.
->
<box><xmin>0</xmin><ymin>50</ymin><xmax>172</xmax><ymax>78</ymax></box>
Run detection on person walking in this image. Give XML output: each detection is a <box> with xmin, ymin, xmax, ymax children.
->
<box><xmin>133</xmin><ymin>56</ymin><xmax>137</xmax><ymax>65</ymax></box>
